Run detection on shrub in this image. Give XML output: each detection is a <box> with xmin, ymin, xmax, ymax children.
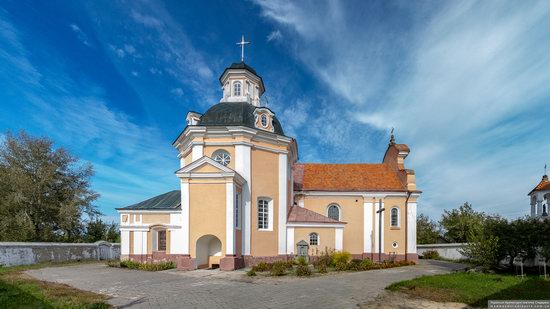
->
<box><xmin>118</xmin><ymin>260</ymin><xmax>175</xmax><ymax>271</ymax></box>
<box><xmin>332</xmin><ymin>251</ymin><xmax>351</xmax><ymax>266</ymax></box>
<box><xmin>316</xmin><ymin>263</ymin><xmax>328</xmax><ymax>274</ymax></box>
<box><xmin>317</xmin><ymin>247</ymin><xmax>335</xmax><ymax>267</ymax></box>
<box><xmin>253</xmin><ymin>262</ymin><xmax>272</xmax><ymax>272</ymax></box>
<box><xmin>295</xmin><ymin>265</ymin><xmax>312</xmax><ymax>277</ymax></box>
<box><xmin>106</xmin><ymin>260</ymin><xmax>121</xmax><ymax>268</ymax></box>
<box><xmin>246</xmin><ymin>269</ymin><xmax>257</xmax><ymax>276</ymax></box>
<box><xmin>347</xmin><ymin>259</ymin><xmax>362</xmax><ymax>271</ymax></box>
<box><xmin>422</xmin><ymin>250</ymin><xmax>440</xmax><ymax>260</ymax></box>
<box><xmin>270</xmin><ymin>261</ymin><xmax>288</xmax><ymax>276</ymax></box>
<box><xmin>360</xmin><ymin>258</ymin><xmax>374</xmax><ymax>270</ymax></box>
<box><xmin>285</xmin><ymin>260</ymin><xmax>295</xmax><ymax>269</ymax></box>
<box><xmin>335</xmin><ymin>261</ymin><xmax>348</xmax><ymax>271</ymax></box>
<box><xmin>296</xmin><ymin>256</ymin><xmax>307</xmax><ymax>266</ymax></box>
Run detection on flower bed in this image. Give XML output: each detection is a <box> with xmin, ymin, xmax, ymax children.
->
<box><xmin>107</xmin><ymin>259</ymin><xmax>176</xmax><ymax>271</ymax></box>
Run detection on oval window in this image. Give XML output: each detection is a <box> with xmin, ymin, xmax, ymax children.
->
<box><xmin>212</xmin><ymin>149</ymin><xmax>231</xmax><ymax>166</ymax></box>
<box><xmin>261</xmin><ymin>114</ymin><xmax>268</xmax><ymax>127</ymax></box>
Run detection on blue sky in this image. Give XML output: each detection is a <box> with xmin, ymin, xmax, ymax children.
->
<box><xmin>1</xmin><ymin>0</ymin><xmax>550</xmax><ymax>222</ymax></box>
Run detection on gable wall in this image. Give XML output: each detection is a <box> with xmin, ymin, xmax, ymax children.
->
<box><xmin>302</xmin><ymin>196</ymin><xmax>364</xmax><ymax>254</ymax></box>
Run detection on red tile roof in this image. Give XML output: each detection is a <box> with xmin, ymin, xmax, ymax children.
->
<box><xmin>287</xmin><ymin>206</ymin><xmax>345</xmax><ymax>224</ymax></box>
<box><xmin>529</xmin><ymin>175</ymin><xmax>550</xmax><ymax>194</ymax></box>
<box><xmin>293</xmin><ymin>163</ymin><xmax>406</xmax><ymax>192</ymax></box>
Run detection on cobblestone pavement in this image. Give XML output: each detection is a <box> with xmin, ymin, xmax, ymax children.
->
<box><xmin>26</xmin><ymin>260</ymin><xmax>465</xmax><ymax>309</ymax></box>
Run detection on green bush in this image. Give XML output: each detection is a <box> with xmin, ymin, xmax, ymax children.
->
<box><xmin>316</xmin><ymin>263</ymin><xmax>328</xmax><ymax>273</ymax></box>
<box><xmin>270</xmin><ymin>261</ymin><xmax>288</xmax><ymax>276</ymax></box>
<box><xmin>246</xmin><ymin>269</ymin><xmax>257</xmax><ymax>276</ymax></box>
<box><xmin>252</xmin><ymin>262</ymin><xmax>272</xmax><ymax>272</ymax></box>
<box><xmin>317</xmin><ymin>247</ymin><xmax>335</xmax><ymax>267</ymax></box>
<box><xmin>360</xmin><ymin>258</ymin><xmax>374</xmax><ymax>270</ymax></box>
<box><xmin>347</xmin><ymin>259</ymin><xmax>362</xmax><ymax>271</ymax></box>
<box><xmin>106</xmin><ymin>260</ymin><xmax>121</xmax><ymax>268</ymax></box>
<box><xmin>296</xmin><ymin>256</ymin><xmax>307</xmax><ymax>266</ymax></box>
<box><xmin>118</xmin><ymin>260</ymin><xmax>175</xmax><ymax>271</ymax></box>
<box><xmin>335</xmin><ymin>261</ymin><xmax>348</xmax><ymax>271</ymax></box>
<box><xmin>332</xmin><ymin>251</ymin><xmax>351</xmax><ymax>266</ymax></box>
<box><xmin>422</xmin><ymin>250</ymin><xmax>440</xmax><ymax>260</ymax></box>
<box><xmin>295</xmin><ymin>265</ymin><xmax>312</xmax><ymax>277</ymax></box>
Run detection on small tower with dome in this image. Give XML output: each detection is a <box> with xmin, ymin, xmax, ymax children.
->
<box><xmin>529</xmin><ymin>168</ymin><xmax>550</xmax><ymax>218</ymax></box>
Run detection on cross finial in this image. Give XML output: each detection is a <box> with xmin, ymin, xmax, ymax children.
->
<box><xmin>389</xmin><ymin>128</ymin><xmax>395</xmax><ymax>146</ymax></box>
<box><xmin>236</xmin><ymin>35</ymin><xmax>250</xmax><ymax>62</ymax></box>
<box><xmin>545</xmin><ymin>164</ymin><xmax>547</xmax><ymax>176</ymax></box>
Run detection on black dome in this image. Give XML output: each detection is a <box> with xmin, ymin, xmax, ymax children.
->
<box><xmin>198</xmin><ymin>102</ymin><xmax>285</xmax><ymax>136</ymax></box>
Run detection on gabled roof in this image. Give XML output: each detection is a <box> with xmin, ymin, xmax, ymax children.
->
<box><xmin>175</xmin><ymin>156</ymin><xmax>246</xmax><ymax>185</ymax></box>
<box><xmin>529</xmin><ymin>175</ymin><xmax>550</xmax><ymax>195</ymax></box>
<box><xmin>118</xmin><ymin>190</ymin><xmax>181</xmax><ymax>210</ymax></box>
<box><xmin>287</xmin><ymin>206</ymin><xmax>345</xmax><ymax>224</ymax></box>
<box><xmin>293</xmin><ymin>163</ymin><xmax>406</xmax><ymax>192</ymax></box>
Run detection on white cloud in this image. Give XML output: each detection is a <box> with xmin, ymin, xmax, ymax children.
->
<box><xmin>267</xmin><ymin>29</ymin><xmax>282</xmax><ymax>42</ymax></box>
<box><xmin>170</xmin><ymin>87</ymin><xmax>184</xmax><ymax>97</ymax></box>
<box><xmin>254</xmin><ymin>0</ymin><xmax>550</xmax><ymax>218</ymax></box>
<box><xmin>69</xmin><ymin>23</ymin><xmax>91</xmax><ymax>47</ymax></box>
<box><xmin>131</xmin><ymin>71</ymin><xmax>139</xmax><ymax>76</ymax></box>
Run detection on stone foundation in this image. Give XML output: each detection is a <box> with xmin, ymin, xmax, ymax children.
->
<box><xmin>220</xmin><ymin>256</ymin><xmax>245</xmax><ymax>271</ymax></box>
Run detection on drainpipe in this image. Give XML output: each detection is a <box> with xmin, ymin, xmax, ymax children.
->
<box><xmin>404</xmin><ymin>191</ymin><xmax>412</xmax><ymax>261</ymax></box>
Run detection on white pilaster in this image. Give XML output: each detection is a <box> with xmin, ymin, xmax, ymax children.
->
<box><xmin>235</xmin><ymin>144</ymin><xmax>251</xmax><ymax>255</ymax></box>
<box><xmin>121</xmin><ymin>230</ymin><xmax>130</xmax><ymax>255</ymax></box>
<box><xmin>226</xmin><ymin>182</ymin><xmax>235</xmax><ymax>255</ymax></box>
<box><xmin>335</xmin><ymin>228</ymin><xmax>344</xmax><ymax>251</ymax></box>
<box><xmin>133</xmin><ymin>231</ymin><xmax>147</xmax><ymax>255</ymax></box>
<box><xmin>180</xmin><ymin>181</ymin><xmax>190</xmax><ymax>255</ymax></box>
<box><xmin>407</xmin><ymin>202</ymin><xmax>417</xmax><ymax>254</ymax></box>
<box><xmin>363</xmin><ymin>201</ymin><xmax>373</xmax><ymax>253</ymax></box>
<box><xmin>278</xmin><ymin>153</ymin><xmax>288</xmax><ymax>255</ymax></box>
<box><xmin>286</xmin><ymin>227</ymin><xmax>295</xmax><ymax>255</ymax></box>
<box><xmin>191</xmin><ymin>144</ymin><xmax>204</xmax><ymax>162</ymax></box>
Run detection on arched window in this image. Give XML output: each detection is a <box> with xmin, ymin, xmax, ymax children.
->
<box><xmin>391</xmin><ymin>207</ymin><xmax>399</xmax><ymax>227</ymax></box>
<box><xmin>261</xmin><ymin>114</ymin><xmax>268</xmax><ymax>127</ymax></box>
<box><xmin>327</xmin><ymin>204</ymin><xmax>340</xmax><ymax>221</ymax></box>
<box><xmin>309</xmin><ymin>233</ymin><xmax>318</xmax><ymax>246</ymax></box>
<box><xmin>212</xmin><ymin>149</ymin><xmax>231</xmax><ymax>166</ymax></box>
<box><xmin>233</xmin><ymin>81</ymin><xmax>241</xmax><ymax>96</ymax></box>
<box><xmin>258</xmin><ymin>198</ymin><xmax>270</xmax><ymax>230</ymax></box>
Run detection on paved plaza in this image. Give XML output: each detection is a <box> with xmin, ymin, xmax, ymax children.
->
<box><xmin>26</xmin><ymin>260</ymin><xmax>465</xmax><ymax>309</ymax></box>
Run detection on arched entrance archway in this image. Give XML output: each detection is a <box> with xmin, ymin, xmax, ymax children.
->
<box><xmin>196</xmin><ymin>235</ymin><xmax>222</xmax><ymax>269</ymax></box>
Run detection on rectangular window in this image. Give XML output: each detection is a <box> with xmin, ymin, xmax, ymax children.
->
<box><xmin>235</xmin><ymin>192</ymin><xmax>241</xmax><ymax>228</ymax></box>
<box><xmin>158</xmin><ymin>230</ymin><xmax>166</xmax><ymax>251</ymax></box>
<box><xmin>258</xmin><ymin>199</ymin><xmax>269</xmax><ymax>230</ymax></box>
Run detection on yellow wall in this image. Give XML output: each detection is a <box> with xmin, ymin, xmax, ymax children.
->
<box><xmin>203</xmin><ymin>145</ymin><xmax>235</xmax><ymax>170</ymax></box>
<box><xmin>189</xmin><ymin>182</ymin><xmax>226</xmax><ymax>259</ymax></box>
<box><xmin>294</xmin><ymin>227</ymin><xmax>336</xmax><ymax>256</ymax></box>
<box><xmin>303</xmin><ymin>196</ymin><xmax>363</xmax><ymax>254</ymax></box>
<box><xmin>250</xmin><ymin>148</ymin><xmax>279</xmax><ymax>256</ymax></box>
<box><xmin>141</xmin><ymin>214</ymin><xmax>170</xmax><ymax>224</ymax></box>
<box><xmin>383</xmin><ymin>197</ymin><xmax>407</xmax><ymax>255</ymax></box>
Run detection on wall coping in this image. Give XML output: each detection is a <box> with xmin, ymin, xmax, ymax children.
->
<box><xmin>0</xmin><ymin>241</ymin><xmax>120</xmax><ymax>248</ymax></box>
<box><xmin>417</xmin><ymin>243</ymin><xmax>467</xmax><ymax>248</ymax></box>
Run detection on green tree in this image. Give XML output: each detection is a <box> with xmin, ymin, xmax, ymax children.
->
<box><xmin>0</xmin><ymin>131</ymin><xmax>99</xmax><ymax>242</ymax></box>
<box><xmin>85</xmin><ymin>219</ymin><xmax>120</xmax><ymax>243</ymax></box>
<box><xmin>417</xmin><ymin>214</ymin><xmax>441</xmax><ymax>244</ymax></box>
<box><xmin>440</xmin><ymin>202</ymin><xmax>485</xmax><ymax>243</ymax></box>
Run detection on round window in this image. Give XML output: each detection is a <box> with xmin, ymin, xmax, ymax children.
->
<box><xmin>261</xmin><ymin>114</ymin><xmax>268</xmax><ymax>127</ymax></box>
<box><xmin>392</xmin><ymin>241</ymin><xmax>398</xmax><ymax>249</ymax></box>
<box><xmin>212</xmin><ymin>150</ymin><xmax>231</xmax><ymax>166</ymax></box>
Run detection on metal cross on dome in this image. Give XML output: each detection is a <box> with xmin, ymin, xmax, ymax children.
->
<box><xmin>236</xmin><ymin>35</ymin><xmax>250</xmax><ymax>62</ymax></box>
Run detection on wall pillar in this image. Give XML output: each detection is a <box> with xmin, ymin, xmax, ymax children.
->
<box><xmin>191</xmin><ymin>143</ymin><xmax>204</xmax><ymax>162</ymax></box>
<box><xmin>226</xmin><ymin>182</ymin><xmax>235</xmax><ymax>255</ymax></box>
<box><xmin>335</xmin><ymin>227</ymin><xmax>344</xmax><ymax>251</ymax></box>
<box><xmin>363</xmin><ymin>200</ymin><xmax>373</xmax><ymax>254</ymax></box>
<box><xmin>278</xmin><ymin>153</ymin><xmax>288</xmax><ymax>255</ymax></box>
<box><xmin>407</xmin><ymin>202</ymin><xmax>417</xmax><ymax>255</ymax></box>
<box><xmin>235</xmin><ymin>144</ymin><xmax>251</xmax><ymax>255</ymax></box>
<box><xmin>286</xmin><ymin>227</ymin><xmax>295</xmax><ymax>255</ymax></box>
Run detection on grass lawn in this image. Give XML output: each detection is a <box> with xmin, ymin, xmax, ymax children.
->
<box><xmin>0</xmin><ymin>262</ymin><xmax>110</xmax><ymax>308</ymax></box>
<box><xmin>387</xmin><ymin>272</ymin><xmax>550</xmax><ymax>307</ymax></box>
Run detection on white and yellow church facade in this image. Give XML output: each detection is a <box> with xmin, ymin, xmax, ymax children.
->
<box><xmin>117</xmin><ymin>62</ymin><xmax>421</xmax><ymax>270</ymax></box>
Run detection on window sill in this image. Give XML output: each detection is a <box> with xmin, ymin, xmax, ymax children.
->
<box><xmin>257</xmin><ymin>229</ymin><xmax>273</xmax><ymax>232</ymax></box>
<box><xmin>390</xmin><ymin>227</ymin><xmax>401</xmax><ymax>230</ymax></box>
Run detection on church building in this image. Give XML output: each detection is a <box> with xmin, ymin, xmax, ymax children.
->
<box><xmin>117</xmin><ymin>60</ymin><xmax>421</xmax><ymax>271</ymax></box>
<box><xmin>529</xmin><ymin>171</ymin><xmax>549</xmax><ymax>218</ymax></box>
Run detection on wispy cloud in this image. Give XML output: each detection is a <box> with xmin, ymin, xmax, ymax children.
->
<box><xmin>267</xmin><ymin>29</ymin><xmax>282</xmax><ymax>42</ymax></box>
<box><xmin>70</xmin><ymin>23</ymin><xmax>91</xmax><ymax>47</ymax></box>
<box><xmin>254</xmin><ymin>0</ymin><xmax>550</xmax><ymax>218</ymax></box>
<box><xmin>170</xmin><ymin>87</ymin><xmax>184</xmax><ymax>97</ymax></box>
